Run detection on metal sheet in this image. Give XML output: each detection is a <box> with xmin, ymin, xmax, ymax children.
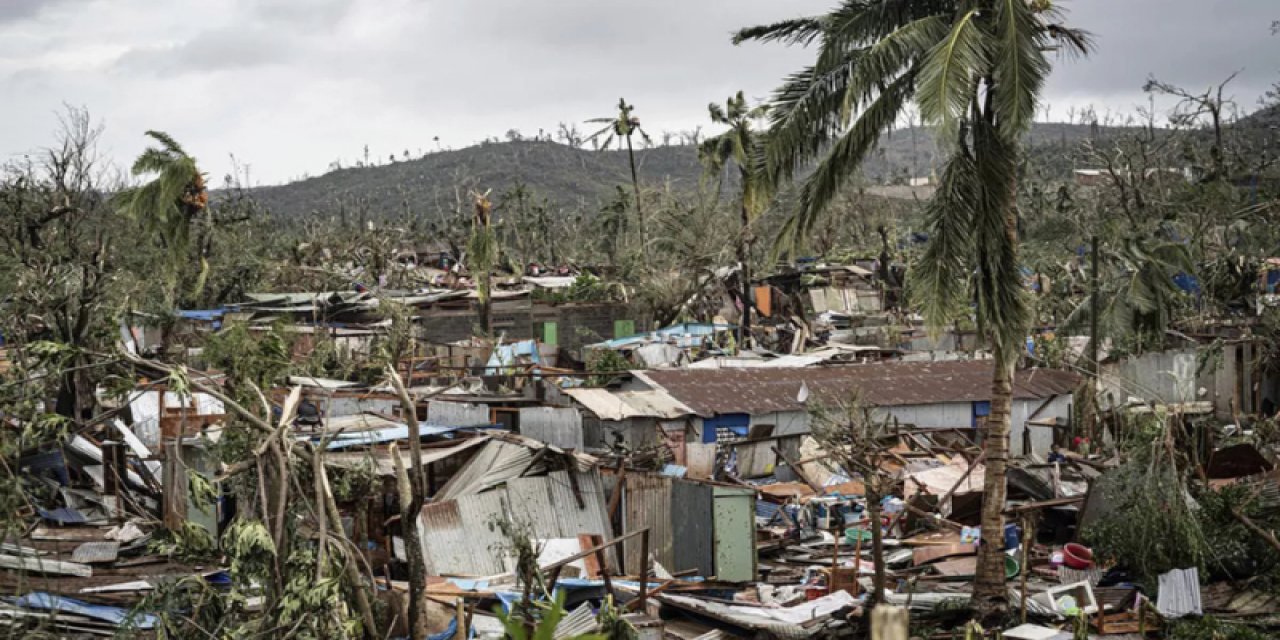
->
<box><xmin>427</xmin><ymin>401</ymin><xmax>492</xmax><ymax>427</ymax></box>
<box><xmin>564</xmin><ymin>388</ymin><xmax>694</xmax><ymax>421</ymax></box>
<box><xmin>622</xmin><ymin>474</ymin><xmax>673</xmax><ymax>574</ymax></box>
<box><xmin>421</xmin><ymin>470</ymin><xmax>613</xmax><ymax>577</ymax></box>
<box><xmin>637</xmin><ymin>362</ymin><xmax>1079</xmax><ymax>417</ymax></box>
<box><xmin>419</xmin><ymin>492</ymin><xmax>510</xmax><ymax>576</ymax></box>
<box><xmin>672</xmin><ymin>480</ymin><xmax>714</xmax><ymax>577</ymax></box>
<box><xmin>434</xmin><ymin>440</ymin><xmax>537</xmax><ymax>501</ymax></box>
<box><xmin>518</xmin><ymin>407</ymin><xmax>584</xmax><ymax>451</ymax></box>
<box><xmin>1157</xmin><ymin>567</ymin><xmax>1202</xmax><ymax>618</ymax></box>
<box><xmin>71</xmin><ymin>542</ymin><xmax>120</xmax><ymax>564</ymax></box>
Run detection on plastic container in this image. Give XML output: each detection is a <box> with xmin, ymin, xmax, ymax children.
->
<box><xmin>1063</xmin><ymin>543</ymin><xmax>1094</xmax><ymax>569</ymax></box>
<box><xmin>1005</xmin><ymin>555</ymin><xmax>1020</xmax><ymax>578</ymax></box>
<box><xmin>1003</xmin><ymin>523</ymin><xmax>1021</xmax><ymax>551</ymax></box>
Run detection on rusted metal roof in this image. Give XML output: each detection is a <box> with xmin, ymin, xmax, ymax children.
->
<box><xmin>636</xmin><ymin>361</ymin><xmax>1079</xmax><ymax>417</ymax></box>
<box><xmin>563</xmin><ymin>388</ymin><xmax>694</xmax><ymax>420</ymax></box>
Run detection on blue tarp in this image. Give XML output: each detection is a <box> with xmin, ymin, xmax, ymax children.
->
<box><xmin>485</xmin><ymin>340</ymin><xmax>543</xmax><ymax>375</ymax></box>
<box><xmin>36</xmin><ymin>507</ymin><xmax>87</xmax><ymax>525</ymax></box>
<box><xmin>10</xmin><ymin>592</ymin><xmax>158</xmax><ymax>629</ymax></box>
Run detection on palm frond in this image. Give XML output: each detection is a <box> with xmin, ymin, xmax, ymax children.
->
<box><xmin>776</xmin><ymin>71</ymin><xmax>914</xmax><ymax>252</ymax></box>
<box><xmin>913</xmin><ymin>149</ymin><xmax>979</xmax><ymax>333</ymax></box>
<box><xmin>968</xmin><ymin>120</ymin><xmax>1029</xmax><ymax>361</ymax></box>
<box><xmin>917</xmin><ymin>9</ymin><xmax>990</xmax><ymax>141</ymax></box>
<box><xmin>733</xmin><ymin>17</ymin><xmax>827</xmax><ymax>46</ymax></box>
<box><xmin>143</xmin><ymin>130</ymin><xmax>186</xmax><ymax>156</ymax></box>
<box><xmin>990</xmin><ymin>0</ymin><xmax>1050</xmax><ymax>139</ymax></box>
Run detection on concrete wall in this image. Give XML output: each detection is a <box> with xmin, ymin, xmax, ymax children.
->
<box><xmin>417</xmin><ymin>301</ymin><xmax>637</xmax><ymax>352</ymax></box>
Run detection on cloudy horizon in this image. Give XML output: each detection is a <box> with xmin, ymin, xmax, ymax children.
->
<box><xmin>2</xmin><ymin>0</ymin><xmax>1277</xmax><ymax>186</ymax></box>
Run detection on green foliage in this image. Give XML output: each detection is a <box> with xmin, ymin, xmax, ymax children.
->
<box><xmin>531</xmin><ymin>274</ymin><xmax>624</xmax><ymax>304</ymax></box>
<box><xmin>201</xmin><ymin>322</ymin><xmax>293</xmax><ymax>391</ymax></box>
<box><xmin>1168</xmin><ymin>617</ymin><xmax>1271</xmax><ymax>640</ymax></box>
<box><xmin>149</xmin><ymin>521</ymin><xmax>218</xmax><ymax>563</ymax></box>
<box><xmin>585</xmin><ymin>348</ymin><xmax>632</xmax><ymax>386</ymax></box>
<box><xmin>495</xmin><ymin>589</ymin><xmax>606</xmax><ymax>640</ymax></box>
<box><xmin>1081</xmin><ymin>417</ymin><xmax>1211</xmax><ymax>584</ymax></box>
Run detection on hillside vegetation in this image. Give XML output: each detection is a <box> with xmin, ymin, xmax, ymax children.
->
<box><xmin>250</xmin><ymin>122</ymin><xmax>1121</xmax><ymax>219</ymax></box>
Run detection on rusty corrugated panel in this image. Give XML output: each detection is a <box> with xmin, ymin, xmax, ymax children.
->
<box><xmin>671</xmin><ymin>480</ymin><xmax>714</xmax><ymax>577</ymax></box>
<box><xmin>622</xmin><ymin>474</ymin><xmax>673</xmax><ymax>575</ymax></box>
<box><xmin>639</xmin><ymin>362</ymin><xmax>1080</xmax><ymax>416</ymax></box>
<box><xmin>420</xmin><ymin>493</ymin><xmax>510</xmax><ymax>576</ymax></box>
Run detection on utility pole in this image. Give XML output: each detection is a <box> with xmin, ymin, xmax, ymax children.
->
<box><xmin>1086</xmin><ymin>235</ymin><xmax>1100</xmax><ymax>444</ymax></box>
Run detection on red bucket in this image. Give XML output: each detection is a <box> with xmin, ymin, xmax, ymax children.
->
<box><xmin>805</xmin><ymin>586</ymin><xmax>829</xmax><ymax>601</ymax></box>
<box><xmin>1063</xmin><ymin>543</ymin><xmax>1094</xmax><ymax>569</ymax></box>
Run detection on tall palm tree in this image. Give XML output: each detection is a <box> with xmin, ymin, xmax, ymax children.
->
<box><xmin>468</xmin><ymin>191</ymin><xmax>497</xmax><ymax>337</ymax></box>
<box><xmin>118</xmin><ymin>131</ymin><xmax>209</xmax><ymax>305</ymax></box>
<box><xmin>587</xmin><ymin>99</ymin><xmax>652</xmax><ymax>258</ymax></box>
<box><xmin>738</xmin><ymin>0</ymin><xmax>1090</xmax><ymax>615</ymax></box>
<box><xmin>699</xmin><ymin>91</ymin><xmax>771</xmax><ymax>347</ymax></box>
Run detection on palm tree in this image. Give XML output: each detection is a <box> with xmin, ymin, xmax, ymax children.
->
<box><xmin>587</xmin><ymin>99</ymin><xmax>652</xmax><ymax>258</ymax></box>
<box><xmin>468</xmin><ymin>191</ymin><xmax>497</xmax><ymax>337</ymax></box>
<box><xmin>699</xmin><ymin>91</ymin><xmax>771</xmax><ymax>348</ymax></box>
<box><xmin>737</xmin><ymin>0</ymin><xmax>1090</xmax><ymax>615</ymax></box>
<box><xmin>118</xmin><ymin>131</ymin><xmax>209</xmax><ymax>306</ymax></box>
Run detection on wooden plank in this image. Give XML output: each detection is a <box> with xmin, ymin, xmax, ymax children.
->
<box><xmin>912</xmin><ymin>543</ymin><xmax>976</xmax><ymax>566</ymax></box>
<box><xmin>930</xmin><ymin>556</ymin><xmax>977</xmax><ymax>578</ymax></box>
<box><xmin>0</xmin><ymin>553</ymin><xmax>92</xmax><ymax>577</ymax></box>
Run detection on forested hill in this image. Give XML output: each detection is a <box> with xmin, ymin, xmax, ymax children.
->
<box><xmin>247</xmin><ymin>122</ymin><xmax>1125</xmax><ymax>219</ymax></box>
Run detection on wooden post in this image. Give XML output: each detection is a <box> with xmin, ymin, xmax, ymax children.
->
<box><xmin>638</xmin><ymin>529</ymin><xmax>650</xmax><ymax>609</ymax></box>
<box><xmin>454</xmin><ymin>597</ymin><xmax>466</xmax><ymax>640</ymax></box>
<box><xmin>852</xmin><ymin>530</ymin><xmax>863</xmax><ymax>598</ymax></box>
<box><xmin>1020</xmin><ymin>514</ymin><xmax>1034</xmax><ymax>624</ymax></box>
<box><xmin>101</xmin><ymin>440</ymin><xmax>126</xmax><ymax>519</ymax></box>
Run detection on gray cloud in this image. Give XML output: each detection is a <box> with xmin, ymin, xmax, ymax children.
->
<box><xmin>112</xmin><ymin>27</ymin><xmax>296</xmax><ymax>76</ymax></box>
<box><xmin>1</xmin><ymin>0</ymin><xmax>1277</xmax><ymax>185</ymax></box>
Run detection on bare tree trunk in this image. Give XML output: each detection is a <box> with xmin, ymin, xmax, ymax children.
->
<box><xmin>973</xmin><ymin>348</ymin><xmax>1013</xmax><ymax>617</ymax></box>
<box><xmin>625</xmin><ymin>134</ymin><xmax>646</xmax><ymax>260</ymax></box>
<box><xmin>738</xmin><ymin>198</ymin><xmax>752</xmax><ymax>350</ymax></box>
<box><xmin>867</xmin><ymin>474</ymin><xmax>886</xmax><ymax>607</ymax></box>
<box><xmin>388</xmin><ymin>368</ymin><xmax>429</xmax><ymax>640</ymax></box>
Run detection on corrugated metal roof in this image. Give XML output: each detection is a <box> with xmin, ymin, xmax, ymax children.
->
<box><xmin>563</xmin><ymin>388</ymin><xmax>694</xmax><ymax>420</ymax></box>
<box><xmin>325</xmin><ymin>436</ymin><xmax>488</xmax><ymax>477</ymax></box>
<box><xmin>637</xmin><ymin>361</ymin><xmax>1080</xmax><ymax>417</ymax></box>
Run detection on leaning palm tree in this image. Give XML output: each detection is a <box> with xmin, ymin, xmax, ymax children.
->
<box><xmin>118</xmin><ymin>131</ymin><xmax>209</xmax><ymax>305</ymax></box>
<box><xmin>587</xmin><ymin>99</ymin><xmax>652</xmax><ymax>258</ymax></box>
<box><xmin>699</xmin><ymin>91</ymin><xmax>771</xmax><ymax>347</ymax></box>
<box><xmin>738</xmin><ymin>0</ymin><xmax>1090</xmax><ymax>615</ymax></box>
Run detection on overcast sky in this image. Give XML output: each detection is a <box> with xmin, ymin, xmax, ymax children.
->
<box><xmin>2</xmin><ymin>0</ymin><xmax>1277</xmax><ymax>185</ymax></box>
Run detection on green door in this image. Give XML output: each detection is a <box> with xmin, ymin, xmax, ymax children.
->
<box><xmin>712</xmin><ymin>486</ymin><xmax>756</xmax><ymax>582</ymax></box>
<box><xmin>613</xmin><ymin>319</ymin><xmax>635</xmax><ymax>339</ymax></box>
